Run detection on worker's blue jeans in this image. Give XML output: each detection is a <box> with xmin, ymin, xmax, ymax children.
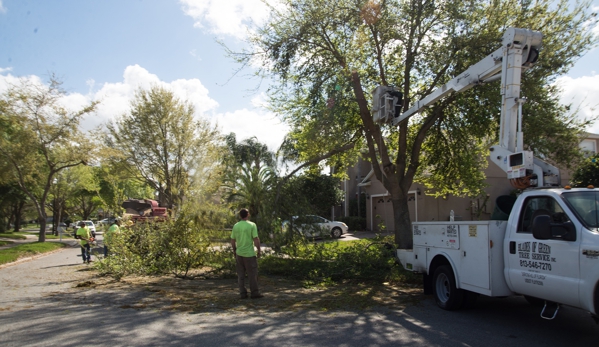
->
<box><xmin>80</xmin><ymin>244</ymin><xmax>91</xmax><ymax>262</ymax></box>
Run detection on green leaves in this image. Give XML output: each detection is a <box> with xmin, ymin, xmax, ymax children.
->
<box><xmin>233</xmin><ymin>0</ymin><xmax>598</xmax><ymax>248</ymax></box>
<box><xmin>571</xmin><ymin>154</ymin><xmax>599</xmax><ymax>188</ymax></box>
<box><xmin>0</xmin><ymin>76</ymin><xmax>97</xmax><ymax>241</ymax></box>
<box><xmin>107</xmin><ymin>86</ymin><xmax>222</xmax><ymax>210</ymax></box>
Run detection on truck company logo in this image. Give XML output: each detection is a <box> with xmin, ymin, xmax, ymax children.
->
<box><xmin>521</xmin><ymin>271</ymin><xmax>545</xmax><ymax>286</ymax></box>
<box><xmin>517</xmin><ymin>241</ymin><xmax>555</xmax><ymax>272</ymax></box>
<box><xmin>446</xmin><ymin>225</ymin><xmax>457</xmax><ymax>237</ymax></box>
<box><xmin>413</xmin><ymin>226</ymin><xmax>422</xmax><ymax>236</ymax></box>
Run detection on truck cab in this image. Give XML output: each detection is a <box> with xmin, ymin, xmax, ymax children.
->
<box><xmin>504</xmin><ymin>187</ymin><xmax>599</xmax><ymax>315</ymax></box>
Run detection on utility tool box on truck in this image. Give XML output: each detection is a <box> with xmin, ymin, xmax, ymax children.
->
<box><xmin>399</xmin><ymin>221</ymin><xmax>513</xmax><ymax>297</ymax></box>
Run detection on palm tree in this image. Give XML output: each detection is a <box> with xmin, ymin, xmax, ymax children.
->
<box><xmin>224</xmin><ymin>163</ymin><xmax>277</xmax><ymax>219</ymax></box>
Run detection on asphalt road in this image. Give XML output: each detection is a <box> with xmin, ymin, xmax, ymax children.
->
<box><xmin>1</xmin><ymin>241</ymin><xmax>598</xmax><ymax>346</ymax></box>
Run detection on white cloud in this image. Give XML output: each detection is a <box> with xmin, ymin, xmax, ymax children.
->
<box><xmin>179</xmin><ymin>0</ymin><xmax>271</xmax><ymax>39</ymax></box>
<box><xmin>215</xmin><ymin>108</ymin><xmax>288</xmax><ymax>152</ymax></box>
<box><xmin>1</xmin><ymin>65</ymin><xmax>287</xmax><ymax>151</ymax></box>
<box><xmin>0</xmin><ymin>69</ymin><xmax>43</xmax><ymax>93</ymax></box>
<box><xmin>556</xmin><ymin>74</ymin><xmax>599</xmax><ymax>133</ymax></box>
<box><xmin>88</xmin><ymin>65</ymin><xmax>220</xmax><ymax>131</ymax></box>
<box><xmin>0</xmin><ymin>1</ymin><xmax>6</xmax><ymax>14</ymax></box>
<box><xmin>1</xmin><ymin>65</ymin><xmax>220</xmax><ymax>133</ymax></box>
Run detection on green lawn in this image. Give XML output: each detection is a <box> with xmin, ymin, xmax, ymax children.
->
<box><xmin>0</xmin><ymin>232</ymin><xmax>28</xmax><ymax>240</ymax></box>
<box><xmin>45</xmin><ymin>233</ymin><xmax>75</xmax><ymax>240</ymax></box>
<box><xmin>0</xmin><ymin>240</ymin><xmax>15</xmax><ymax>246</ymax></box>
<box><xmin>1</xmin><ymin>230</ymin><xmax>75</xmax><ymax>240</ymax></box>
<box><xmin>0</xmin><ymin>242</ymin><xmax>67</xmax><ymax>265</ymax></box>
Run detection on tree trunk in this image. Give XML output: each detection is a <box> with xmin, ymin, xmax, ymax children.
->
<box><xmin>392</xmin><ymin>195</ymin><xmax>413</xmax><ymax>249</ymax></box>
<box><xmin>55</xmin><ymin>207</ymin><xmax>62</xmax><ymax>236</ymax></box>
<box><xmin>13</xmin><ymin>201</ymin><xmax>25</xmax><ymax>232</ymax></box>
<box><xmin>38</xmin><ymin>216</ymin><xmax>46</xmax><ymax>242</ymax></box>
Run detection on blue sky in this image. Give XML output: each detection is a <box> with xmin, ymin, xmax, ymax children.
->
<box><xmin>1</xmin><ymin>0</ymin><xmax>598</xmax><ymax>153</ymax></box>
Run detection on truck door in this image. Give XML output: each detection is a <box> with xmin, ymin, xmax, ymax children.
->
<box><xmin>505</xmin><ymin>195</ymin><xmax>580</xmax><ymax>307</ymax></box>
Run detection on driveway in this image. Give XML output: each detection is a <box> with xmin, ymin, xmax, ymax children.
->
<box><xmin>340</xmin><ymin>230</ymin><xmax>394</xmax><ymax>241</ymax></box>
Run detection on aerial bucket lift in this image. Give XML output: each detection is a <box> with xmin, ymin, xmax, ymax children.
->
<box><xmin>372</xmin><ymin>28</ymin><xmax>560</xmax><ymax>188</ymax></box>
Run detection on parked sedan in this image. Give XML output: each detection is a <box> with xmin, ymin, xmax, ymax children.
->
<box><xmin>98</xmin><ymin>218</ymin><xmax>117</xmax><ymax>226</ymax></box>
<box><xmin>282</xmin><ymin>215</ymin><xmax>348</xmax><ymax>239</ymax></box>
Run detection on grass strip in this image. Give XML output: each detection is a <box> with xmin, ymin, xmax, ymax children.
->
<box><xmin>0</xmin><ymin>242</ymin><xmax>66</xmax><ymax>265</ymax></box>
<box><xmin>0</xmin><ymin>233</ymin><xmax>28</xmax><ymax>240</ymax></box>
<box><xmin>45</xmin><ymin>234</ymin><xmax>75</xmax><ymax>240</ymax></box>
<box><xmin>0</xmin><ymin>241</ymin><xmax>15</xmax><ymax>246</ymax></box>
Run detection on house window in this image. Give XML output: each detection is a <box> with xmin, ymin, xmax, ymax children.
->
<box><xmin>580</xmin><ymin>139</ymin><xmax>597</xmax><ymax>157</ymax></box>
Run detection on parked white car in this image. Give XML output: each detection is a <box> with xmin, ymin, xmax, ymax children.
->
<box><xmin>282</xmin><ymin>215</ymin><xmax>348</xmax><ymax>239</ymax></box>
<box><xmin>98</xmin><ymin>217</ymin><xmax>118</xmax><ymax>226</ymax></box>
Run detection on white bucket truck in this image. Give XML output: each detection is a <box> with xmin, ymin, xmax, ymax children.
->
<box><xmin>398</xmin><ymin>187</ymin><xmax>599</xmax><ymax>320</ymax></box>
<box><xmin>374</xmin><ymin>28</ymin><xmax>599</xmax><ymax>320</ymax></box>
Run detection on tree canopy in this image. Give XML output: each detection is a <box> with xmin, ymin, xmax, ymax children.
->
<box><xmin>0</xmin><ymin>77</ymin><xmax>98</xmax><ymax>241</ymax></box>
<box><xmin>231</xmin><ymin>0</ymin><xmax>598</xmax><ymax>247</ymax></box>
<box><xmin>571</xmin><ymin>153</ymin><xmax>599</xmax><ymax>187</ymax></box>
<box><xmin>107</xmin><ymin>85</ymin><xmax>222</xmax><ymax>211</ymax></box>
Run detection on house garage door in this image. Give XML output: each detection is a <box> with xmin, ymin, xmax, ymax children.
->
<box><xmin>372</xmin><ymin>193</ymin><xmax>418</xmax><ymax>232</ymax></box>
<box><xmin>373</xmin><ymin>197</ymin><xmax>394</xmax><ymax>232</ymax></box>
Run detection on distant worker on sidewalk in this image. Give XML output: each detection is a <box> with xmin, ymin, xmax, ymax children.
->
<box><xmin>230</xmin><ymin>208</ymin><xmax>263</xmax><ymax>299</ymax></box>
<box><xmin>76</xmin><ymin>221</ymin><xmax>93</xmax><ymax>263</ymax></box>
<box><xmin>103</xmin><ymin>220</ymin><xmax>120</xmax><ymax>257</ymax></box>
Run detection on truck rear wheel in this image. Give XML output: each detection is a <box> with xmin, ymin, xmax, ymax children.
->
<box><xmin>433</xmin><ymin>265</ymin><xmax>464</xmax><ymax>310</ymax></box>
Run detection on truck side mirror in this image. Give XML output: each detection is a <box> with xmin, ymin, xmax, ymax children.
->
<box><xmin>532</xmin><ymin>215</ymin><xmax>552</xmax><ymax>239</ymax></box>
<box><xmin>532</xmin><ymin>215</ymin><xmax>576</xmax><ymax>241</ymax></box>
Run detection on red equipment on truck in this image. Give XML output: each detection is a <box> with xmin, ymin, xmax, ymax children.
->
<box><xmin>121</xmin><ymin>199</ymin><xmax>168</xmax><ymax>223</ymax></box>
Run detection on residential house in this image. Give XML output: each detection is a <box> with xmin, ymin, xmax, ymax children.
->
<box><xmin>340</xmin><ymin>133</ymin><xmax>599</xmax><ymax>232</ymax></box>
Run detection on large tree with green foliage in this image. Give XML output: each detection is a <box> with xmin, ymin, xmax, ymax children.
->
<box><xmin>224</xmin><ymin>133</ymin><xmax>276</xmax><ymax>171</ymax></box>
<box><xmin>231</xmin><ymin>0</ymin><xmax>597</xmax><ymax>248</ymax></box>
<box><xmin>0</xmin><ymin>77</ymin><xmax>97</xmax><ymax>241</ymax></box>
<box><xmin>222</xmin><ymin>134</ymin><xmax>278</xmax><ymax>237</ymax></box>
<box><xmin>107</xmin><ymin>85</ymin><xmax>222</xmax><ymax>211</ymax></box>
<box><xmin>224</xmin><ymin>163</ymin><xmax>276</xmax><ymax>221</ymax></box>
<box><xmin>0</xmin><ymin>183</ymin><xmax>28</xmax><ymax>232</ymax></box>
<box><xmin>571</xmin><ymin>153</ymin><xmax>599</xmax><ymax>187</ymax></box>
<box><xmin>95</xmin><ymin>163</ymin><xmax>154</xmax><ymax>219</ymax></box>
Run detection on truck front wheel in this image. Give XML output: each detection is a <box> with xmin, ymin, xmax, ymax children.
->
<box><xmin>433</xmin><ymin>265</ymin><xmax>465</xmax><ymax>310</ymax></box>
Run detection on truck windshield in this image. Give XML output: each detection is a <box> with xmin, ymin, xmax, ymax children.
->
<box><xmin>562</xmin><ymin>191</ymin><xmax>599</xmax><ymax>231</ymax></box>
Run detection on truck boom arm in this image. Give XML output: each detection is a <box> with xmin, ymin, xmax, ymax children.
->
<box><xmin>373</xmin><ymin>28</ymin><xmax>559</xmax><ymax>188</ymax></box>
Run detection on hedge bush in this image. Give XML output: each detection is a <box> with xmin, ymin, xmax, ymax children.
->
<box><xmin>339</xmin><ymin>216</ymin><xmax>366</xmax><ymax>231</ymax></box>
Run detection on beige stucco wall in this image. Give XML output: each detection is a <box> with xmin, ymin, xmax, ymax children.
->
<box><xmin>356</xmin><ymin>154</ymin><xmax>582</xmax><ymax>232</ymax></box>
<box><xmin>342</xmin><ymin>133</ymin><xmax>598</xmax><ymax>231</ymax></box>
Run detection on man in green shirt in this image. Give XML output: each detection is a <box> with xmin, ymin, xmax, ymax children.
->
<box><xmin>76</xmin><ymin>222</ymin><xmax>92</xmax><ymax>263</ymax></box>
<box><xmin>104</xmin><ymin>220</ymin><xmax>120</xmax><ymax>257</ymax></box>
<box><xmin>230</xmin><ymin>208</ymin><xmax>263</xmax><ymax>299</ymax></box>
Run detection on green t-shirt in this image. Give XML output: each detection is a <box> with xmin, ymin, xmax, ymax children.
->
<box><xmin>230</xmin><ymin>220</ymin><xmax>258</xmax><ymax>257</ymax></box>
<box><xmin>76</xmin><ymin>227</ymin><xmax>91</xmax><ymax>246</ymax></box>
<box><xmin>105</xmin><ymin>224</ymin><xmax>120</xmax><ymax>245</ymax></box>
